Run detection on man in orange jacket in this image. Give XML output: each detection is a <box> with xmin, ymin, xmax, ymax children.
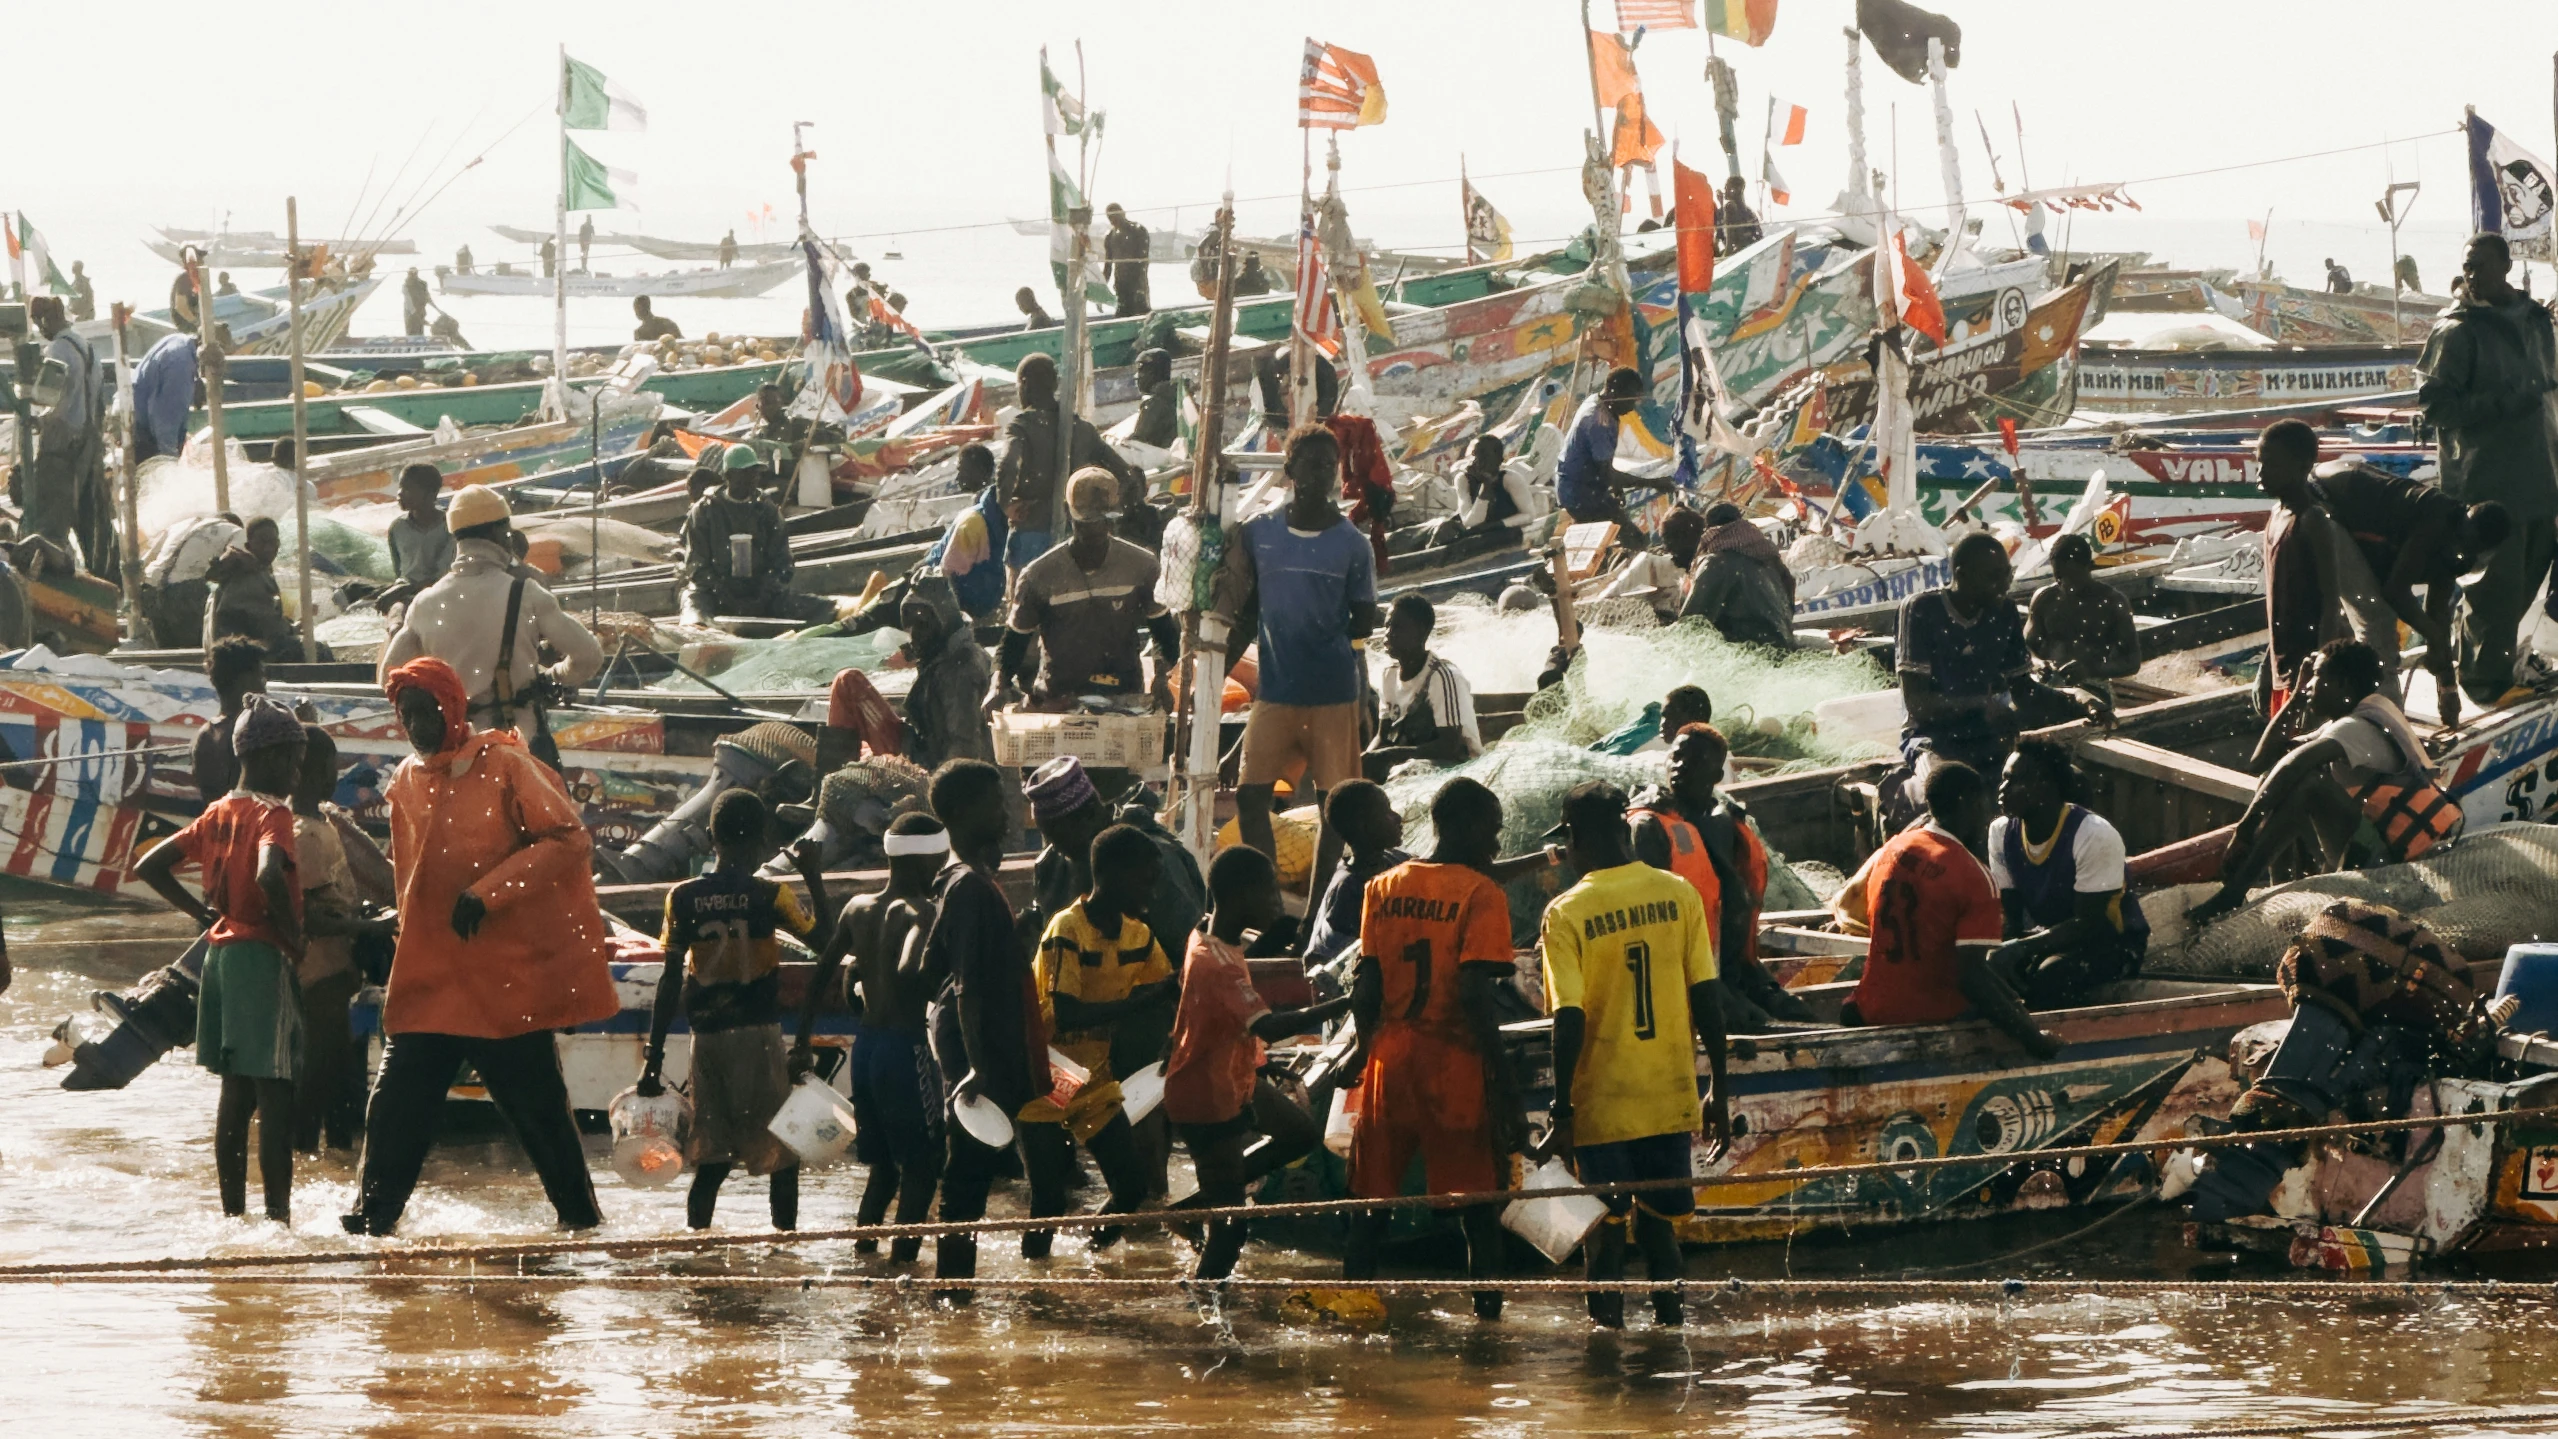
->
<box><xmin>342</xmin><ymin>657</ymin><xmax>619</xmax><ymax>1236</ymax></box>
<box><xmin>1628</xmin><ymin>724</ymin><xmax>1812</xmax><ymax>1027</ymax></box>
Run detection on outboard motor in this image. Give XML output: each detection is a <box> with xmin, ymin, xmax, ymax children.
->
<box><xmin>57</xmin><ymin>939</ymin><xmax>207</xmax><ymax>1091</ymax></box>
<box><xmin>598</xmin><ymin>722</ymin><xmax>817</xmax><ymax>884</ymax></box>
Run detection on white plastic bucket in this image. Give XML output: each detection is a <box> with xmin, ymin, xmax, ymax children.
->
<box><xmin>1118</xmin><ymin>1062</ymin><xmax>1166</xmax><ymax>1124</ymax></box>
<box><xmin>607</xmin><ymin>1084</ymin><xmax>693</xmax><ymax>1188</ymax></box>
<box><xmin>1500</xmin><ymin>1158</ymin><xmax>1610</xmax><ymax>1264</ymax></box>
<box><xmin>766</xmin><ymin>1077</ymin><xmax>858</xmax><ymax>1166</ymax></box>
<box><xmin>1323</xmin><ymin>1087</ymin><xmax>1357</xmax><ymax>1158</ymax></box>
<box><xmin>953</xmin><ymin>1088</ymin><xmax>1016</xmax><ymax>1149</ymax></box>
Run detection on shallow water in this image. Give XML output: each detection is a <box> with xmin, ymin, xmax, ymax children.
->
<box><xmin>5</xmin><ymin>889</ymin><xmax>2558</xmax><ymax>1436</ymax></box>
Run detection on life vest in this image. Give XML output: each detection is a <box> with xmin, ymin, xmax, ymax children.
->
<box><xmin>2342</xmin><ymin>695</ymin><xmax>2463</xmax><ymax>861</ymax></box>
<box><xmin>1630</xmin><ymin>801</ymin><xmax>1767</xmax><ymax>964</ymax></box>
<box><xmin>1996</xmin><ymin>804</ymin><xmax>2149</xmax><ymax>948</ymax></box>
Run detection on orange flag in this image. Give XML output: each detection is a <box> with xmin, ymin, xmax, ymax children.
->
<box><xmin>1673</xmin><ymin>152</ymin><xmax>1717</xmax><ymax>293</ymax></box>
<box><xmin>1888</xmin><ymin>230</ymin><xmax>1948</xmax><ymax>344</ymax></box>
<box><xmin>1610</xmin><ymin>92</ymin><xmax>1665</xmax><ymax>169</ymax></box>
<box><xmin>1588</xmin><ymin>30</ymin><xmax>1641</xmax><ymax>108</ymax></box>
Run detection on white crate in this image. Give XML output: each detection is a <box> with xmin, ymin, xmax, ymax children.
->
<box><xmin>989</xmin><ymin>708</ymin><xmax>1169</xmax><ymax>772</ymax></box>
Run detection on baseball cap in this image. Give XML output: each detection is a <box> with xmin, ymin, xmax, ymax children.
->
<box><xmin>1065</xmin><ymin>466</ymin><xmax>1119</xmax><ymax>523</ymax></box>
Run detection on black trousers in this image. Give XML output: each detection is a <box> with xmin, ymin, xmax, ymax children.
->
<box><xmin>348</xmin><ymin>1029</ymin><xmax>601</xmax><ymax>1234</ymax></box>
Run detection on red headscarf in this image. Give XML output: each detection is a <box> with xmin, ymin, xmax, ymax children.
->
<box><xmin>385</xmin><ymin>657</ymin><xmax>471</xmax><ymax>756</ymax></box>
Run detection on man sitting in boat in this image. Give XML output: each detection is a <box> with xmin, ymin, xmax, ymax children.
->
<box><xmin>1015</xmin><ymin>286</ymin><xmax>1058</xmax><ymax>332</ymax></box>
<box><xmin>2190</xmin><ymin>639</ymin><xmax>2465</xmax><ymax>927</ymax></box>
<box><xmin>1985</xmin><ymin>737</ymin><xmax>2148</xmax><ymax>1010</ymax></box>
<box><xmin>988</xmin><ymin>468</ymin><xmax>1176</xmax><ymax>713</ymax></box>
<box><xmin>1680</xmin><ymin>503</ymin><xmax>1797</xmax><ymax>649</ymax></box>
<box><xmin>1891</xmin><ymin>531</ymin><xmax>2090</xmax><ymax>828</ymax></box>
<box><xmin>1841</xmin><ymin>760</ymin><xmax>2062</xmax><ymax>1059</ymax></box>
<box><xmin>204</xmin><ymin>517</ymin><xmax>305</xmax><ymax>663</ymax></box>
<box><xmin>378</xmin><ymin>483</ymin><xmax>604</xmax><ymax>761</ymax></box>
<box><xmin>1362</xmin><ymin>593</ymin><xmax>1482</xmax><ymax>781</ymax></box>
<box><xmin>633</xmin><ymin>295</ymin><xmax>681</xmax><ymax>343</ymax></box>
<box><xmin>1438</xmin><ymin>433</ymin><xmax>1544</xmax><ymax>551</ymax></box>
<box><xmin>1556</xmin><ymin>367</ymin><xmax>1662</xmax><ymax>550</ymax></box>
<box><xmin>2020</xmin><ymin>534</ymin><xmax>2139</xmax><ymax>713</ymax></box>
<box><xmin>139</xmin><ymin>508</ymin><xmax>243</xmax><ymax>649</ymax></box>
<box><xmin>1233</xmin><ymin>250</ymin><xmax>1274</xmax><ymax>296</ymax></box>
<box><xmin>1630</xmin><ymin>724</ymin><xmax>1814</xmax><ymax>1027</ymax></box>
<box><xmin>677</xmin><ymin>445</ymin><xmax>836</xmax><ymax>626</ymax></box>
<box><xmin>1129</xmin><ymin>348</ymin><xmax>1179</xmax><ymax>450</ymax></box>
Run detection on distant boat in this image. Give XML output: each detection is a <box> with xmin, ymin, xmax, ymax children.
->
<box><xmin>484</xmin><ymin>225</ymin><xmax>799</xmax><ymax>265</ymax></box>
<box><xmin>155</xmin><ymin>225</ymin><xmax>416</xmax><ymax>256</ymax></box>
<box><xmin>436</xmin><ymin>258</ymin><xmax>800</xmax><ymax>300</ymax></box>
<box><xmin>882</xmin><ymin>237</ymin><xmax>904</xmax><ymax>260</ymax></box>
<box><xmin>1005</xmin><ymin>218</ymin><xmax>1203</xmax><ymax>263</ymax></box>
<box><xmin>75</xmin><ymin>275</ymin><xmax>380</xmax><ymax>357</ymax></box>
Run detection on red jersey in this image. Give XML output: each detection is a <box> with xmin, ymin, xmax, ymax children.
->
<box><xmin>1850</xmin><ymin>824</ymin><xmax>2002</xmax><ymax>1026</ymax></box>
<box><xmin>171</xmin><ymin>792</ymin><xmax>301</xmax><ymax>948</ymax></box>
<box><xmin>1357</xmin><ymin>860</ymin><xmax>1514</xmax><ymax>1043</ymax></box>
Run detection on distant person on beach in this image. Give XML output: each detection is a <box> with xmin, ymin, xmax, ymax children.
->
<box><xmin>633</xmin><ymin>295</ymin><xmax>681</xmax><ymax>343</ymax></box>
<box><xmin>135</xmin><ymin>699</ymin><xmax>307</xmax><ymax>1224</ymax></box>
<box><xmin>2416</xmin><ymin>232</ymin><xmax>2558</xmax><ymax>708</ymax></box>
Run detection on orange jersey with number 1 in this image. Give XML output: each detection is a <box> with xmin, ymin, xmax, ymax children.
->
<box><xmin>1358</xmin><ymin>860</ymin><xmax>1515</xmax><ymax>1041</ymax></box>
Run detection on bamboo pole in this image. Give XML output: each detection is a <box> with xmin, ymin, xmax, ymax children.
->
<box><xmin>286</xmin><ymin>199</ymin><xmax>315</xmax><ymax>663</ymax></box>
<box><xmin>107</xmin><ymin>305</ymin><xmax>146</xmax><ymax>645</ymax></box>
<box><xmin>552</xmin><ymin>42</ymin><xmax>571</xmax><ymax>421</ymax></box>
<box><xmin>192</xmin><ymin>247</ymin><xmax>231</xmax><ymax>516</ymax></box>
<box><xmin>1175</xmin><ymin>197</ymin><xmax>1239</xmax><ymax>861</ymax></box>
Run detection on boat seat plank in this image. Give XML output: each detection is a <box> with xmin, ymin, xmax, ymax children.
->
<box><xmin>342</xmin><ymin>406</ymin><xmax>432</xmax><ymax>437</ymax></box>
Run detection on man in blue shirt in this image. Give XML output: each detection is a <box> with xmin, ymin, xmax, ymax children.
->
<box><xmin>1212</xmin><ymin>426</ymin><xmax>1381</xmax><ymax>893</ymax></box>
<box><xmin>1555</xmin><ymin>366</ymin><xmax>1661</xmax><ymax>548</ymax></box>
<box><xmin>1893</xmin><ymin>532</ymin><xmax>2090</xmax><ymax>823</ymax></box>
<box><xmin>133</xmin><ymin>327</ymin><xmax>226</xmax><ymax>465</ymax></box>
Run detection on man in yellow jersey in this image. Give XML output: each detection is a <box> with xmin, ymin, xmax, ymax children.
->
<box><xmin>1539</xmin><ymin>780</ymin><xmax>1730</xmax><ymax>1329</ymax></box>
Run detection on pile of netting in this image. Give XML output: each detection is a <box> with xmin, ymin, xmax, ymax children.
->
<box><xmin>650</xmin><ymin>632</ymin><xmax>908</xmax><ymax>696</ymax></box>
<box><xmin>2144</xmin><ymin>823</ymin><xmax>2558</xmax><ymax>979</ymax></box>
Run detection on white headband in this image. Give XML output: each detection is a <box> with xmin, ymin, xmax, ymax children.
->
<box><xmin>882</xmin><ymin>828</ymin><xmax>951</xmax><ymax>857</ymax></box>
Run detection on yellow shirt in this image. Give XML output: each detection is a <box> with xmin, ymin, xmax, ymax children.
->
<box><xmin>1539</xmin><ymin>861</ymin><xmax>1717</xmax><ymax>1146</ymax></box>
<box><xmin>1035</xmin><ymin>901</ymin><xmax>1174</xmax><ymax>1076</ymax></box>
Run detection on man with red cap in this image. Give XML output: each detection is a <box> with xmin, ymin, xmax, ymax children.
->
<box><xmin>341</xmin><ymin>656</ymin><xmax>618</xmax><ymax>1235</ymax></box>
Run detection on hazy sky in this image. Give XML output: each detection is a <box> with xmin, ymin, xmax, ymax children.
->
<box><xmin>19</xmin><ymin>0</ymin><xmax>2558</xmax><ymax>334</ymax></box>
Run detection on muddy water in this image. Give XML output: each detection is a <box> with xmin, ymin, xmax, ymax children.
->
<box><xmin>5</xmin><ymin>890</ymin><xmax>2558</xmax><ymax>1437</ymax></box>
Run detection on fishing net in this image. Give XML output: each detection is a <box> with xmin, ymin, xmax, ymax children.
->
<box><xmin>2143</xmin><ymin>823</ymin><xmax>2558</xmax><ymax>979</ymax></box>
<box><xmin>816</xmin><ymin>755</ymin><xmax>932</xmax><ymax>836</ymax></box>
<box><xmin>651</xmin><ymin>633</ymin><xmax>910</xmax><ymax>696</ymax></box>
<box><xmin>1422</xmin><ymin>596</ymin><xmax>1895</xmax><ymax>769</ymax></box>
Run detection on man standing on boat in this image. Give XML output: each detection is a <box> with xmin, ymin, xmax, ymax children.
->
<box><xmin>677</xmin><ymin>445</ymin><xmax>833</xmax><ymax>625</ymax></box>
<box><xmin>717</xmin><ymin>230</ymin><xmax>738</xmax><ymax>270</ymax></box>
<box><xmin>378</xmin><ymin>485</ymin><xmax>604</xmax><ymax>768</ymax></box>
<box><xmin>578</xmin><ymin>215</ymin><xmax>595</xmax><ymax>273</ymax></box>
<box><xmin>1892</xmin><ymin>532</ymin><xmax>2090</xmax><ymax>826</ymax></box>
<box><xmin>2416</xmin><ymin>232</ymin><xmax>2558</xmax><ymax>709</ymax></box>
<box><xmin>2312</xmin><ymin>456</ymin><xmax>2509</xmax><ymax>728</ymax></box>
<box><xmin>401</xmin><ymin>269</ymin><xmax>429</xmax><ymax>336</ymax></box>
<box><xmin>2255</xmin><ymin>420</ymin><xmax>2404</xmax><ymax>731</ymax></box>
<box><xmin>1556</xmin><ymin>367</ymin><xmax>1663</xmax><ymax>550</ymax></box>
<box><xmin>19</xmin><ymin>297</ymin><xmax>100</xmax><ymax>563</ymax></box>
<box><xmin>67</xmin><ymin>261</ymin><xmax>94</xmax><ymax>322</ymax></box>
<box><xmin>990</xmin><ymin>468</ymin><xmax>1177</xmax><ymax>714</ymax></box>
<box><xmin>1102</xmin><ymin>203</ymin><xmax>1151</xmax><ymax>317</ymax></box>
<box><xmin>995</xmin><ymin>352</ymin><xmax>1140</xmax><ymax>577</ymax></box>
<box><xmin>540</xmin><ymin>235</ymin><xmax>557</xmax><ymax>278</ymax></box>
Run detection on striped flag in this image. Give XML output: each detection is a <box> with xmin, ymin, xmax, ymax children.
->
<box><xmin>1292</xmin><ymin>215</ymin><xmax>1342</xmax><ymax>357</ymax></box>
<box><xmin>1762</xmin><ymin>152</ymin><xmax>1792</xmax><ymax>206</ymax></box>
<box><xmin>1613</xmin><ymin>0</ymin><xmax>1695</xmax><ymax>30</ymax></box>
<box><xmin>1770</xmin><ymin>97</ymin><xmax>1808</xmax><ymax>145</ymax></box>
<box><xmin>1298</xmin><ymin>39</ymin><xmax>1386</xmax><ymax>130</ymax></box>
<box><xmin>1701</xmin><ymin>0</ymin><xmax>1779</xmax><ymax>46</ymax></box>
<box><xmin>1887</xmin><ymin>229</ymin><xmax>1948</xmax><ymax>343</ymax></box>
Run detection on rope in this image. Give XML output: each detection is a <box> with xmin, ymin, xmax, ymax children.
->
<box><xmin>2109</xmin><ymin>1409</ymin><xmax>2558</xmax><ymax>1439</ymax></box>
<box><xmin>1907</xmin><ymin>1193</ymin><xmax>2161</xmax><ymax>1277</ymax></box>
<box><xmin>0</xmin><ymin>1107</ymin><xmax>2539</xmax><ymax>1282</ymax></box>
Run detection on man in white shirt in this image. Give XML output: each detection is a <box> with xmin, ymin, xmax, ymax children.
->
<box><xmin>1363</xmin><ymin>592</ymin><xmax>1481</xmax><ymax>780</ymax></box>
<box><xmin>1986</xmin><ymin>737</ymin><xmax>2147</xmax><ymax>1009</ymax></box>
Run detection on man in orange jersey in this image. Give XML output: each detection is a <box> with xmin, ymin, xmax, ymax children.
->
<box><xmin>1628</xmin><ymin>724</ymin><xmax>1812</xmax><ymax>1027</ymax></box>
<box><xmin>1341</xmin><ymin>776</ymin><xmax>1526</xmax><ymax>1319</ymax></box>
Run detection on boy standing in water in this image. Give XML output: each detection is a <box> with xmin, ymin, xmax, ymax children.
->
<box><xmin>136</xmin><ymin>698</ymin><xmax>308</xmax><ymax>1222</ymax></box>
<box><xmin>642</xmin><ymin>790</ymin><xmax>832</xmax><ymax>1230</ymax></box>
<box><xmin>1163</xmin><ymin>843</ymin><xmax>1353</xmax><ymax>1279</ymax></box>
<box><xmin>797</xmin><ymin>811</ymin><xmax>949</xmax><ymax>1263</ymax></box>
<box><xmin>288</xmin><ymin>726</ymin><xmax>391</xmax><ymax>1152</ymax></box>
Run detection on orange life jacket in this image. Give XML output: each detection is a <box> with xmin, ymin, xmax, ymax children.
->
<box><xmin>1629</xmin><ymin>803</ymin><xmax>1768</xmax><ymax>963</ymax></box>
<box><xmin>2355</xmin><ymin>776</ymin><xmax>2462</xmax><ymax>861</ymax></box>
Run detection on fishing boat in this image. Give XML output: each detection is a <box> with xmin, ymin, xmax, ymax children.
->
<box><xmin>611</xmin><ymin>231</ymin><xmax>799</xmax><ymax>264</ymax></box>
<box><xmin>156</xmin><ymin>225</ymin><xmax>415</xmax><ymax>255</ymax></box>
<box><xmin>201</xmin><ymin>353</ymin><xmax>790</xmax><ymax>443</ymax></box>
<box><xmin>2076</xmin><ymin>342</ymin><xmax>2423</xmax><ymax>414</ymax></box>
<box><xmin>78</xmin><ymin>275</ymin><xmax>380</xmax><ymax>358</ymax></box>
<box><xmin>437</xmin><ymin>260</ymin><xmax>799</xmax><ymax>300</ymax></box>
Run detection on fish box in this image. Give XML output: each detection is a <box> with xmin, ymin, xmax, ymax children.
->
<box><xmin>989</xmin><ymin>708</ymin><xmax>1168</xmax><ymax>773</ymax></box>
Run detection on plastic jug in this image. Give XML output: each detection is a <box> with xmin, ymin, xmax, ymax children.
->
<box><xmin>1500</xmin><ymin>1157</ymin><xmax>1610</xmax><ymax>1264</ymax></box>
<box><xmin>1323</xmin><ymin>1086</ymin><xmax>1358</xmax><ymax>1158</ymax></box>
<box><xmin>1118</xmin><ymin>1062</ymin><xmax>1167</xmax><ymax>1124</ymax></box>
<box><xmin>2495</xmin><ymin>943</ymin><xmax>2558</xmax><ymax>1036</ymax></box>
<box><xmin>767</xmin><ymin>1077</ymin><xmax>859</xmax><ymax>1166</ymax></box>
<box><xmin>608</xmin><ymin>1084</ymin><xmax>693</xmax><ymax>1187</ymax></box>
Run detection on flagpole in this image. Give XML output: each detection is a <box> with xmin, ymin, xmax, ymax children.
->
<box><xmin>1461</xmin><ymin>154</ymin><xmax>1473</xmax><ymax>265</ymax></box>
<box><xmin>1759</xmin><ymin>95</ymin><xmax>1774</xmax><ymax>218</ymax></box>
<box><xmin>1577</xmin><ymin>0</ymin><xmax>1608</xmax><ymax>154</ymax></box>
<box><xmin>552</xmin><ymin>42</ymin><xmax>571</xmax><ymax>421</ymax></box>
<box><xmin>285</xmin><ymin>197</ymin><xmax>316</xmax><ymax>663</ymax></box>
<box><xmin>108</xmin><ymin>305</ymin><xmax>147</xmax><ymax>645</ymax></box>
<box><xmin>1291</xmin><ymin>120</ymin><xmax>1312</xmax><ymax>431</ymax></box>
<box><xmin>1176</xmin><ymin>195</ymin><xmax>1238</xmax><ymax>864</ymax></box>
<box><xmin>191</xmin><ymin>245</ymin><xmax>231</xmax><ymax>517</ymax></box>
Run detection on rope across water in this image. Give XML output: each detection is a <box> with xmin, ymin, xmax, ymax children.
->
<box><xmin>0</xmin><ymin>1106</ymin><xmax>2541</xmax><ymax>1281</ymax></box>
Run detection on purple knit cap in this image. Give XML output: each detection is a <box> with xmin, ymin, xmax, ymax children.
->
<box><xmin>232</xmin><ymin>697</ymin><xmax>306</xmax><ymax>755</ymax></box>
<box><xmin>1023</xmin><ymin>756</ymin><xmax>1098</xmax><ymax>823</ymax></box>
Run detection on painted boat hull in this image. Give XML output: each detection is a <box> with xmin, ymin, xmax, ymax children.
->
<box><xmin>436</xmin><ymin>260</ymin><xmax>800</xmax><ymax>299</ymax></box>
<box><xmin>201</xmin><ymin>357</ymin><xmax>788</xmax><ymax>442</ymax></box>
<box><xmin>2077</xmin><ymin>345</ymin><xmax>2423</xmax><ymax>414</ymax></box>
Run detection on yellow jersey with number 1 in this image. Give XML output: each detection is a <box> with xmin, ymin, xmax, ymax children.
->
<box><xmin>1538</xmin><ymin>861</ymin><xmax>1716</xmax><ymax>1146</ymax></box>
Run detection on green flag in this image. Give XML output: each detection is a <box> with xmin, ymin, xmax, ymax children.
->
<box><xmin>14</xmin><ymin>214</ymin><xmax>70</xmax><ymax>296</ymax></box>
<box><xmin>564</xmin><ymin>139</ymin><xmax>632</xmax><ymax>212</ymax></box>
<box><xmin>1046</xmin><ymin>150</ymin><xmax>1111</xmax><ymax>304</ymax></box>
<box><xmin>1039</xmin><ymin>49</ymin><xmax>1101</xmax><ymax>139</ymax></box>
<box><xmin>562</xmin><ymin>55</ymin><xmax>647</xmax><ymax>131</ymax></box>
